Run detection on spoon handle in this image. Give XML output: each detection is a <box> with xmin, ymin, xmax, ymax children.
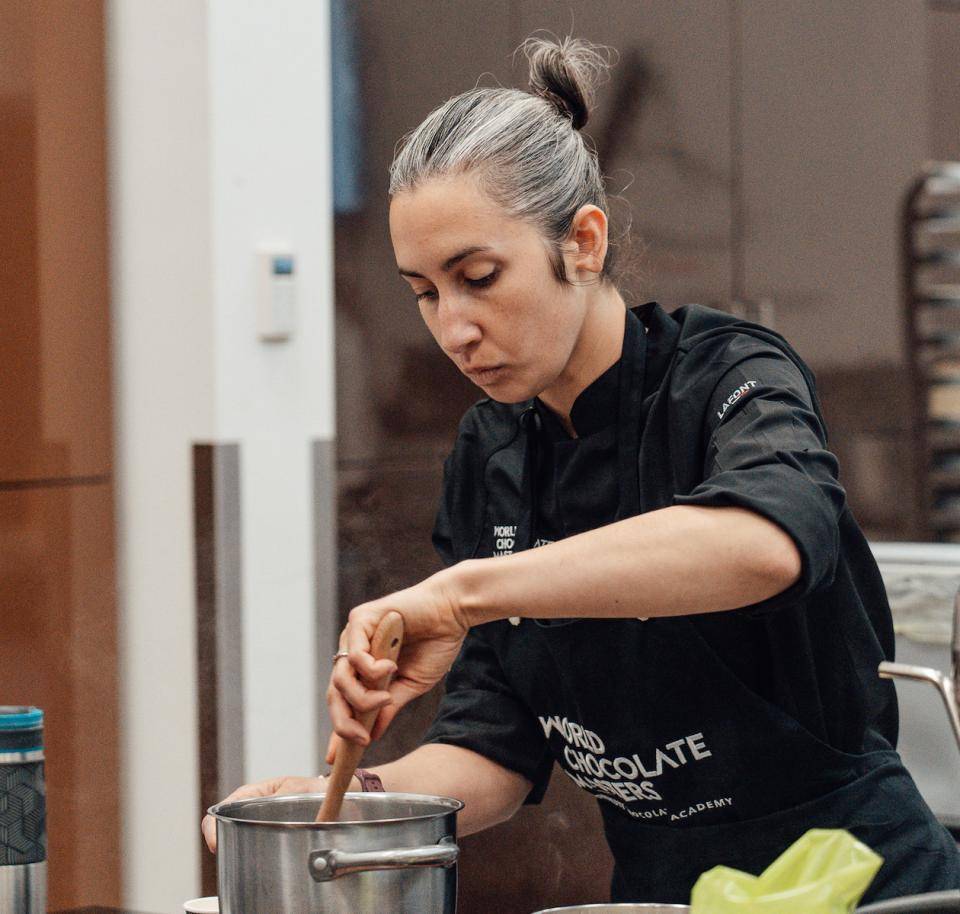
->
<box><xmin>316</xmin><ymin>611</ymin><xmax>404</xmax><ymax>822</ymax></box>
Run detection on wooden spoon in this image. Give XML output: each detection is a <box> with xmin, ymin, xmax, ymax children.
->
<box><xmin>316</xmin><ymin>611</ymin><xmax>404</xmax><ymax>822</ymax></box>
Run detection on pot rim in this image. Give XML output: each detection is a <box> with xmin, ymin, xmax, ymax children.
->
<box><xmin>534</xmin><ymin>901</ymin><xmax>690</xmax><ymax>914</ymax></box>
<box><xmin>207</xmin><ymin>791</ymin><xmax>465</xmax><ymax>829</ymax></box>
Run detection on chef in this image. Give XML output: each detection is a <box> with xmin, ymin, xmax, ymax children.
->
<box><xmin>203</xmin><ymin>33</ymin><xmax>960</xmax><ymax>905</ymax></box>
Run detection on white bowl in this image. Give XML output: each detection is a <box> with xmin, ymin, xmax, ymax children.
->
<box><xmin>183</xmin><ymin>897</ymin><xmax>219</xmax><ymax>913</ymax></box>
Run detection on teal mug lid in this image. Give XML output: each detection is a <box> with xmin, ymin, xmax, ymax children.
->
<box><xmin>0</xmin><ymin>707</ymin><xmax>43</xmax><ymax>730</ymax></box>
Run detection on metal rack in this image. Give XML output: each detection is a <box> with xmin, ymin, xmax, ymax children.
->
<box><xmin>902</xmin><ymin>162</ymin><xmax>960</xmax><ymax>541</ymax></box>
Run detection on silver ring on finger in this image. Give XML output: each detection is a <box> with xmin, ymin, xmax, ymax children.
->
<box><xmin>332</xmin><ymin>650</ymin><xmax>349</xmax><ymax>663</ymax></box>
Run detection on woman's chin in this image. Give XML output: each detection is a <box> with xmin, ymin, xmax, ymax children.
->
<box><xmin>482</xmin><ymin>383</ymin><xmax>537</xmax><ymax>404</ymax></box>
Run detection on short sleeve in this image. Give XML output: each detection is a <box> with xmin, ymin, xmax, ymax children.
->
<box><xmin>420</xmin><ymin>625</ymin><xmax>555</xmax><ymax>805</ymax></box>
<box><xmin>671</xmin><ymin>345</ymin><xmax>847</xmax><ymax>616</ymax></box>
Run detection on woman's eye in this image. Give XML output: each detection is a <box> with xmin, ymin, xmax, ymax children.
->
<box><xmin>414</xmin><ymin>271</ymin><xmax>496</xmax><ymax>303</ymax></box>
<box><xmin>467</xmin><ymin>271</ymin><xmax>497</xmax><ymax>289</ymax></box>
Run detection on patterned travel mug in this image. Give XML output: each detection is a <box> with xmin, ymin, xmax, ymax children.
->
<box><xmin>0</xmin><ymin>707</ymin><xmax>46</xmax><ymax>913</ymax></box>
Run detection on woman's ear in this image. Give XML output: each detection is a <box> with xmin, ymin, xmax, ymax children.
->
<box><xmin>568</xmin><ymin>204</ymin><xmax>609</xmax><ymax>277</ymax></box>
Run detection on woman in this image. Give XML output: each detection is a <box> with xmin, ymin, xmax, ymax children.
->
<box><xmin>203</xmin><ymin>34</ymin><xmax>960</xmax><ymax>904</ymax></box>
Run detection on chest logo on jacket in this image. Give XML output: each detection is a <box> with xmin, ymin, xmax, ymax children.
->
<box><xmin>492</xmin><ymin>524</ymin><xmax>517</xmax><ymax>556</ymax></box>
<box><xmin>491</xmin><ymin>523</ymin><xmax>554</xmax><ymax>556</ymax></box>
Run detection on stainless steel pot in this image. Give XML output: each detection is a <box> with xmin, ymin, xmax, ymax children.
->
<box><xmin>208</xmin><ymin>791</ymin><xmax>462</xmax><ymax>913</ymax></box>
<box><xmin>531</xmin><ymin>891</ymin><xmax>960</xmax><ymax>913</ymax></box>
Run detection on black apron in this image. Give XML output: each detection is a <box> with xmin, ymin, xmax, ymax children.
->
<box><xmin>501</xmin><ymin>308</ymin><xmax>960</xmax><ymax>905</ymax></box>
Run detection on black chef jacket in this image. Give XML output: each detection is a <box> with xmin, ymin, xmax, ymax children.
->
<box><xmin>421</xmin><ymin>301</ymin><xmax>960</xmax><ymax>904</ymax></box>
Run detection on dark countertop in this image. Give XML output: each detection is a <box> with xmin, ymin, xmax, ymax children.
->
<box><xmin>53</xmin><ymin>908</ymin><xmax>160</xmax><ymax>913</ymax></box>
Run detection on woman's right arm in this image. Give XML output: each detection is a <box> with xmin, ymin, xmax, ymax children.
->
<box><xmin>201</xmin><ymin>742</ymin><xmax>531</xmax><ymax>853</ymax></box>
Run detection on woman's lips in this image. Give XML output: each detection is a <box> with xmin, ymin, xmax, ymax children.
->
<box><xmin>465</xmin><ymin>365</ymin><xmax>506</xmax><ymax>385</ymax></box>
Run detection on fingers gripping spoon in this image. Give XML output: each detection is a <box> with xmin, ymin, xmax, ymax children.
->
<box><xmin>317</xmin><ymin>611</ymin><xmax>404</xmax><ymax>822</ymax></box>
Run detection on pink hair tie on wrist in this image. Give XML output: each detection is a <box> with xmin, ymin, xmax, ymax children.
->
<box><xmin>354</xmin><ymin>768</ymin><xmax>385</xmax><ymax>792</ymax></box>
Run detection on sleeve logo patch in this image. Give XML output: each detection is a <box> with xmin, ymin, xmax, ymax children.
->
<box><xmin>716</xmin><ymin>380</ymin><xmax>759</xmax><ymax>421</ymax></box>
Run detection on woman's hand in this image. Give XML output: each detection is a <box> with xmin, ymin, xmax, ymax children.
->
<box><xmin>201</xmin><ymin>775</ymin><xmax>330</xmax><ymax>853</ymax></box>
<box><xmin>326</xmin><ymin>569</ymin><xmax>469</xmax><ymax>761</ymax></box>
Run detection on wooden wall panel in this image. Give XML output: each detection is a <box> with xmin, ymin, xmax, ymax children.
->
<box><xmin>0</xmin><ymin>1</ymin><xmax>44</xmax><ymax>480</ymax></box>
<box><xmin>0</xmin><ymin>0</ymin><xmax>112</xmax><ymax>483</ymax></box>
<box><xmin>0</xmin><ymin>481</ymin><xmax>120</xmax><ymax>909</ymax></box>
<box><xmin>33</xmin><ymin>0</ymin><xmax>113</xmax><ymax>481</ymax></box>
<box><xmin>0</xmin><ymin>0</ymin><xmax>119</xmax><ymax>908</ymax></box>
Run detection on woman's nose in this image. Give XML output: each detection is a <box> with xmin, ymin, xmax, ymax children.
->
<box><xmin>436</xmin><ymin>297</ymin><xmax>482</xmax><ymax>354</ymax></box>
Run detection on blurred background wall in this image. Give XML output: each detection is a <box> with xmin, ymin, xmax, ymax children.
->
<box><xmin>2</xmin><ymin>1</ymin><xmax>960</xmax><ymax>912</ymax></box>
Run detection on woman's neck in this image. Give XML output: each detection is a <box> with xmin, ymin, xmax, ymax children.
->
<box><xmin>537</xmin><ymin>287</ymin><xmax>628</xmax><ymax>438</ymax></box>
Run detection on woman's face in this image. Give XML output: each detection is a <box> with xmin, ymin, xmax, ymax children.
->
<box><xmin>389</xmin><ymin>171</ymin><xmax>590</xmax><ymax>403</ymax></box>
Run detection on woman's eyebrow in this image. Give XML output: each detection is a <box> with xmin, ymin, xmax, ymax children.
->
<box><xmin>398</xmin><ymin>245</ymin><xmax>493</xmax><ymax>278</ymax></box>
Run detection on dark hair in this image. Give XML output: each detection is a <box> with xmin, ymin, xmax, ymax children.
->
<box><xmin>388</xmin><ymin>32</ymin><xmax>633</xmax><ymax>287</ymax></box>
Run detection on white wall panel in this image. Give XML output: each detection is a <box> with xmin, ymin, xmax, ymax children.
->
<box><xmin>109</xmin><ymin>1</ymin><xmax>336</xmax><ymax>908</ymax></box>
<box><xmin>108</xmin><ymin>0</ymin><xmax>211</xmax><ymax>907</ymax></box>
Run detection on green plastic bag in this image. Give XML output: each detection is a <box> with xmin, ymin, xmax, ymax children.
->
<box><xmin>689</xmin><ymin>828</ymin><xmax>883</xmax><ymax>913</ymax></box>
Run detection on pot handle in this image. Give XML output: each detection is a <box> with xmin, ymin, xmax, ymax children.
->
<box><xmin>308</xmin><ymin>836</ymin><xmax>458</xmax><ymax>882</ymax></box>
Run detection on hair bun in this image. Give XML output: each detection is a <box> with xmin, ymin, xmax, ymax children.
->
<box><xmin>520</xmin><ymin>33</ymin><xmax>616</xmax><ymax>131</ymax></box>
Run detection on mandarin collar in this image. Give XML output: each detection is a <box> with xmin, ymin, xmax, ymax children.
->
<box><xmin>534</xmin><ymin>314</ymin><xmax>630</xmax><ymax>441</ymax></box>
<box><xmin>535</xmin><ymin>357</ymin><xmax>619</xmax><ymax>441</ymax></box>
<box><xmin>534</xmin><ymin>300</ymin><xmax>675</xmax><ymax>441</ymax></box>
<box><xmin>631</xmin><ymin>300</ymin><xmax>679</xmax><ymax>400</ymax></box>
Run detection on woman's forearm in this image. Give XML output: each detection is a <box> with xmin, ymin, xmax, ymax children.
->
<box><xmin>368</xmin><ymin>743</ymin><xmax>531</xmax><ymax>836</ymax></box>
<box><xmin>450</xmin><ymin>504</ymin><xmax>801</xmax><ymax>626</ymax></box>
